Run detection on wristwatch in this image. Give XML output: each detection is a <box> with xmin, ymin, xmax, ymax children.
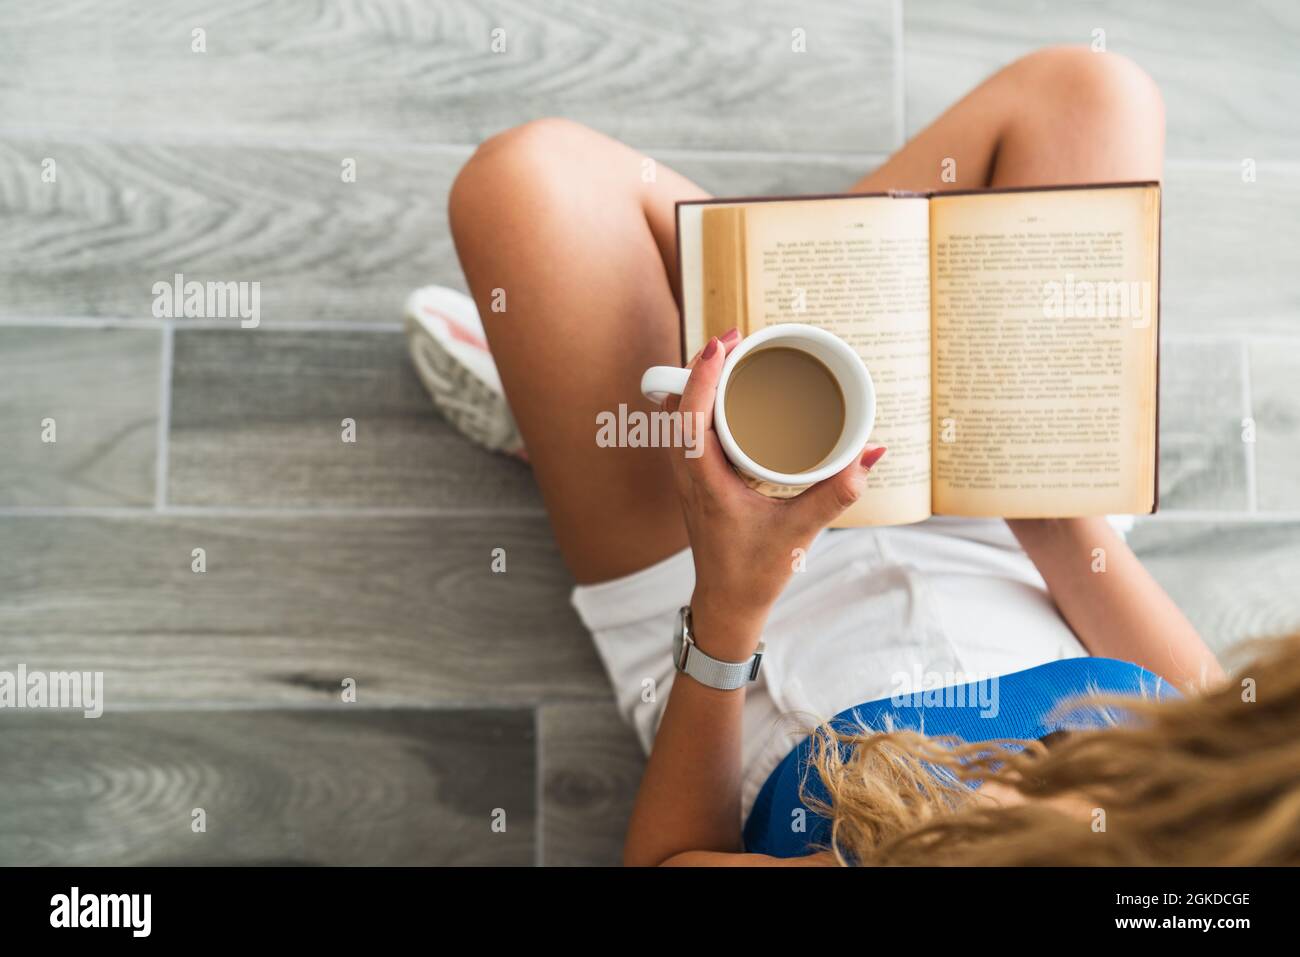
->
<box><xmin>672</xmin><ymin>606</ymin><xmax>764</xmax><ymax>691</ymax></box>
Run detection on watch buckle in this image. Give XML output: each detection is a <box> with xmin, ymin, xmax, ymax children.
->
<box><xmin>675</xmin><ymin>612</ymin><xmax>696</xmax><ymax>672</ymax></box>
<box><xmin>675</xmin><ymin>635</ymin><xmax>694</xmax><ymax>672</ymax></box>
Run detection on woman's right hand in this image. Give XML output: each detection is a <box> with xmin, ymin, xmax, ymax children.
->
<box><xmin>664</xmin><ymin>333</ymin><xmax>886</xmax><ymax>660</ymax></box>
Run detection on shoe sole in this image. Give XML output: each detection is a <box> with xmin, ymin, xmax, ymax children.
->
<box><xmin>406</xmin><ymin>315</ymin><xmax>523</xmax><ymax>454</ymax></box>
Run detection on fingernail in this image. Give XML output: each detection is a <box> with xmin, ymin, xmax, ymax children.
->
<box><xmin>701</xmin><ymin>337</ymin><xmax>719</xmax><ymax>360</ymax></box>
<box><xmin>860</xmin><ymin>446</ymin><xmax>887</xmax><ymax>469</ymax></box>
<box><xmin>721</xmin><ymin>327</ymin><xmax>740</xmax><ymax>343</ymax></box>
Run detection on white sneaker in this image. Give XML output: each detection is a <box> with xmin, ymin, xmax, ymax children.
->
<box><xmin>404</xmin><ymin>285</ymin><xmax>526</xmax><ymax>457</ymax></box>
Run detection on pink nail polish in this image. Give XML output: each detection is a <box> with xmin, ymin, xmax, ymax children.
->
<box><xmin>721</xmin><ymin>327</ymin><xmax>740</xmax><ymax>342</ymax></box>
<box><xmin>861</xmin><ymin>446</ymin><xmax>887</xmax><ymax>469</ymax></box>
<box><xmin>701</xmin><ymin>337</ymin><xmax>719</xmax><ymax>359</ymax></box>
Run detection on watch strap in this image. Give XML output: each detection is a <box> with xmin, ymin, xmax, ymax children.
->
<box><xmin>681</xmin><ymin>645</ymin><xmax>763</xmax><ymax>690</ymax></box>
<box><xmin>676</xmin><ymin>607</ymin><xmax>764</xmax><ymax>691</ymax></box>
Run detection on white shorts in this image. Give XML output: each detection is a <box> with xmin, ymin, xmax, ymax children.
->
<box><xmin>571</xmin><ymin>516</ymin><xmax>1132</xmax><ymax>820</ymax></box>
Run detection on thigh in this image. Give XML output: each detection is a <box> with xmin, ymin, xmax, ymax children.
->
<box><xmin>450</xmin><ymin>119</ymin><xmax>709</xmax><ymax>584</ymax></box>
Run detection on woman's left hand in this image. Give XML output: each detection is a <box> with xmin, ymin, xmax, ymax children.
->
<box><xmin>664</xmin><ymin>334</ymin><xmax>886</xmax><ymax>659</ymax></box>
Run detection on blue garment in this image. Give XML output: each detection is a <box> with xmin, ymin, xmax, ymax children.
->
<box><xmin>743</xmin><ymin>656</ymin><xmax>1172</xmax><ymax>858</ymax></box>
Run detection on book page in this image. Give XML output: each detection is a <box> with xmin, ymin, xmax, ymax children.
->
<box><xmin>929</xmin><ymin>185</ymin><xmax>1160</xmax><ymax>517</ymax></box>
<box><xmin>732</xmin><ymin>197</ymin><xmax>933</xmax><ymax>525</ymax></box>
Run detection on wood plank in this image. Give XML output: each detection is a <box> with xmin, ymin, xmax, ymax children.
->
<box><xmin>667</xmin><ymin>152</ymin><xmax>871</xmax><ymax>199</ymax></box>
<box><xmin>540</xmin><ymin>702</ymin><xmax>643</xmax><ymax>866</ymax></box>
<box><xmin>1163</xmin><ymin>166</ymin><xmax>1300</xmax><ymax>335</ymax></box>
<box><xmin>1249</xmin><ymin>343</ymin><xmax>1300</xmax><ymax>510</ymax></box>
<box><xmin>902</xmin><ymin>0</ymin><xmax>1300</xmax><ymax>159</ymax></box>
<box><xmin>1158</xmin><ymin>339</ymin><xmax>1250</xmax><ymax>510</ymax></box>
<box><xmin>0</xmin><ymin>138</ymin><xmax>467</xmax><ymax>324</ymax></box>
<box><xmin>1129</xmin><ymin>520</ymin><xmax>1300</xmax><ymax>659</ymax></box>
<box><xmin>0</xmin><ymin>326</ymin><xmax>158</xmax><ymax>506</ymax></box>
<box><xmin>2</xmin><ymin>0</ymin><xmax>898</xmax><ymax>153</ymax></box>
<box><xmin>168</xmin><ymin>329</ymin><xmax>541</xmax><ymax>508</ymax></box>
<box><xmin>0</xmin><ymin>709</ymin><xmax>534</xmax><ymax>865</ymax></box>
<box><xmin>13</xmin><ymin>138</ymin><xmax>1298</xmax><ymax>336</ymax></box>
<box><xmin>166</xmin><ymin>321</ymin><xmax>1268</xmax><ymax>516</ymax></box>
<box><xmin>0</xmin><ymin>514</ymin><xmax>608</xmax><ymax>707</ymax></box>
<box><xmin>0</xmin><ymin>139</ymin><xmax>868</xmax><ymax>324</ymax></box>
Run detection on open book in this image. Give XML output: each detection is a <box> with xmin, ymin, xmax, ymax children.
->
<box><xmin>676</xmin><ymin>182</ymin><xmax>1161</xmax><ymax>526</ymax></box>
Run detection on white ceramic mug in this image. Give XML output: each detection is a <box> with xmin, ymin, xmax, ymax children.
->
<box><xmin>640</xmin><ymin>323</ymin><xmax>876</xmax><ymax>498</ymax></box>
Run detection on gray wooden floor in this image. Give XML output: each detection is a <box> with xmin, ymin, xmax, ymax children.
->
<box><xmin>2</xmin><ymin>0</ymin><xmax>1298</xmax><ymax>866</ymax></box>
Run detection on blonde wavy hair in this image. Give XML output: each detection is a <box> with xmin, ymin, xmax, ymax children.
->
<box><xmin>803</xmin><ymin>634</ymin><xmax>1300</xmax><ymax>866</ymax></box>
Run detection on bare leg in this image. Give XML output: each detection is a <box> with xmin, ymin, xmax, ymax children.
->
<box><xmin>853</xmin><ymin>45</ymin><xmax>1164</xmax><ymax>192</ymax></box>
<box><xmin>448</xmin><ymin>46</ymin><xmax>1164</xmax><ymax>585</ymax></box>
<box><xmin>450</xmin><ymin>119</ymin><xmax>708</xmax><ymax>583</ymax></box>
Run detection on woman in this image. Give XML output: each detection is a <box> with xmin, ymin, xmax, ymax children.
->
<box><xmin>412</xmin><ymin>47</ymin><xmax>1296</xmax><ymax>865</ymax></box>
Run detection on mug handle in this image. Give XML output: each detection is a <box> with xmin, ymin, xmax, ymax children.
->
<box><xmin>640</xmin><ymin>366</ymin><xmax>692</xmax><ymax>404</ymax></box>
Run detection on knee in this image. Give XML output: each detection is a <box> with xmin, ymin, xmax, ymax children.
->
<box><xmin>449</xmin><ymin>118</ymin><xmax>600</xmax><ymax>239</ymax></box>
<box><xmin>471</xmin><ymin>117</ymin><xmax>597</xmax><ymax>166</ymax></box>
<box><xmin>1017</xmin><ymin>45</ymin><xmax>1165</xmax><ymax>127</ymax></box>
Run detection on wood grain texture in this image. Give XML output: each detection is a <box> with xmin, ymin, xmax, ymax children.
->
<box><xmin>1162</xmin><ymin>166</ymin><xmax>1300</xmax><ymax>335</ymax></box>
<box><xmin>1158</xmin><ymin>339</ymin><xmax>1250</xmax><ymax>510</ymax></box>
<box><xmin>902</xmin><ymin>0</ymin><xmax>1300</xmax><ymax>159</ymax></box>
<box><xmin>540</xmin><ymin>702</ymin><xmax>643</xmax><ymax>866</ymax></box>
<box><xmin>0</xmin><ymin>514</ymin><xmax>608</xmax><ymax>707</ymax></box>
<box><xmin>1</xmin><ymin>0</ymin><xmax>898</xmax><ymax>153</ymax></box>
<box><xmin>667</xmin><ymin>152</ymin><xmax>873</xmax><ymax>199</ymax></box>
<box><xmin>7</xmin><ymin>138</ymin><xmax>1297</xmax><ymax>337</ymax></box>
<box><xmin>1129</xmin><ymin>520</ymin><xmax>1300</xmax><ymax>658</ymax></box>
<box><xmin>0</xmin><ymin>138</ymin><xmax>870</xmax><ymax>323</ymax></box>
<box><xmin>168</xmin><ymin>329</ymin><xmax>541</xmax><ymax>508</ymax></box>
<box><xmin>0</xmin><ymin>137</ymin><xmax>467</xmax><ymax>324</ymax></box>
<box><xmin>0</xmin><ymin>709</ymin><xmax>535</xmax><ymax>865</ymax></box>
<box><xmin>1249</xmin><ymin>342</ymin><xmax>1300</xmax><ymax>510</ymax></box>
<box><xmin>0</xmin><ymin>326</ymin><xmax>159</xmax><ymax>506</ymax></box>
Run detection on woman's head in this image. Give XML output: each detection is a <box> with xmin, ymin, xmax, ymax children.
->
<box><xmin>805</xmin><ymin>634</ymin><xmax>1300</xmax><ymax>865</ymax></box>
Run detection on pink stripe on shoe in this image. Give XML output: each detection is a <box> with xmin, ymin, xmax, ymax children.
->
<box><xmin>422</xmin><ymin>304</ymin><xmax>490</xmax><ymax>351</ymax></box>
